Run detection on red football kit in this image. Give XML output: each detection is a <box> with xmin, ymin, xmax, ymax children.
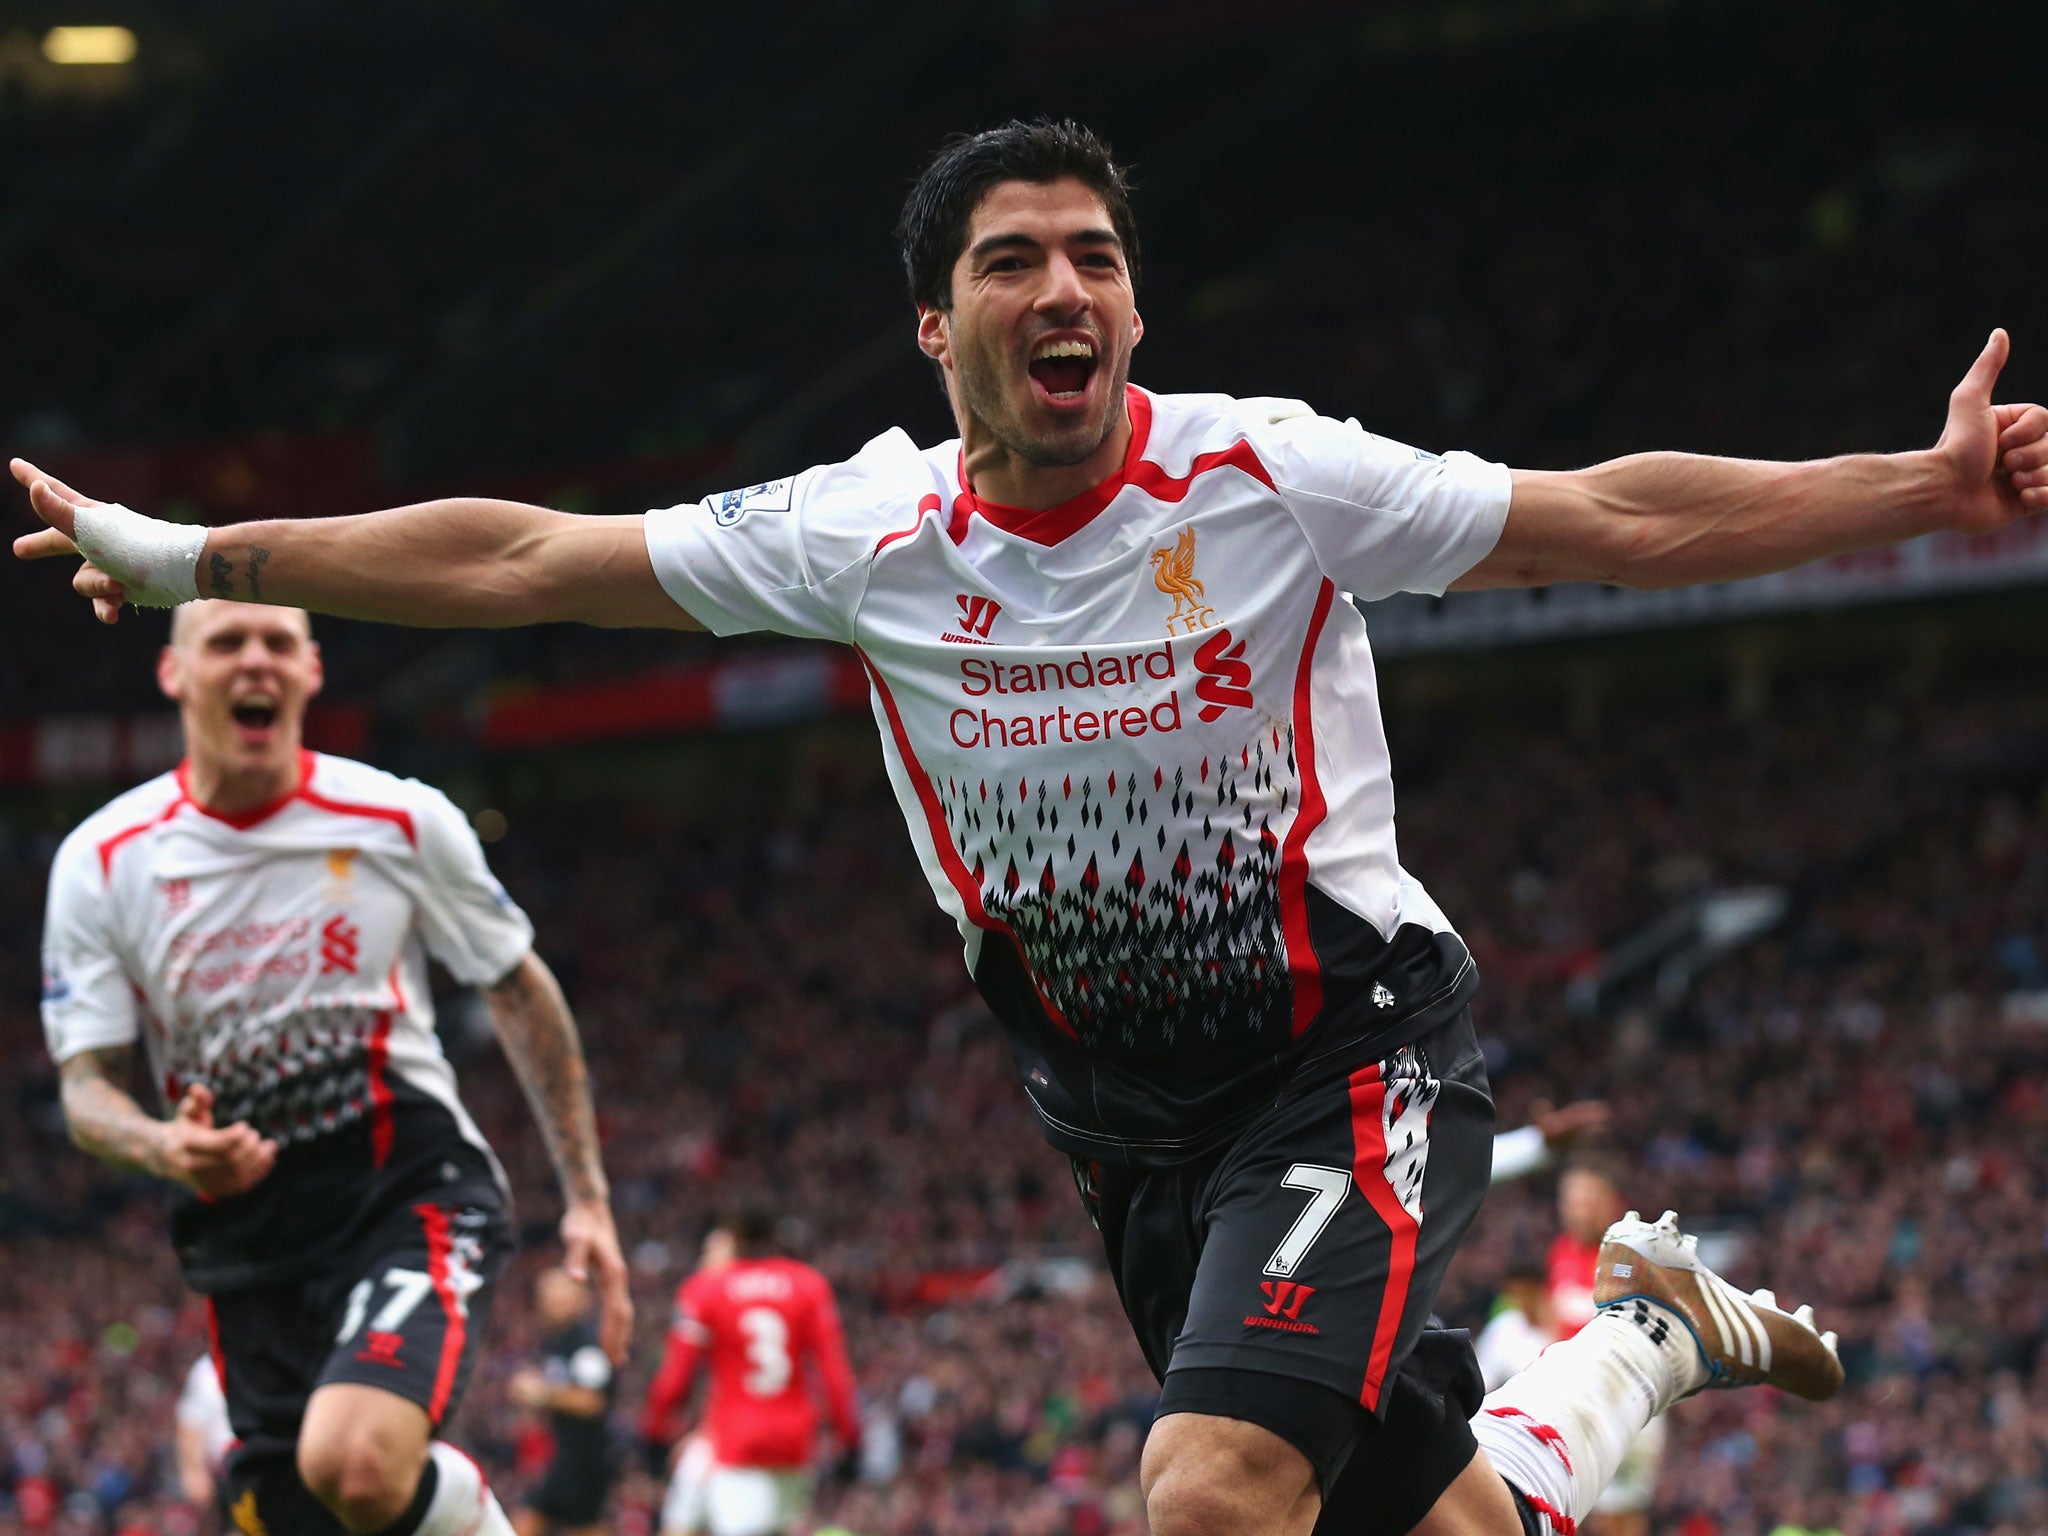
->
<box><xmin>1545</xmin><ymin>1232</ymin><xmax>1601</xmax><ymax>1340</ymax></box>
<box><xmin>642</xmin><ymin>1257</ymin><xmax>860</xmax><ymax>1470</ymax></box>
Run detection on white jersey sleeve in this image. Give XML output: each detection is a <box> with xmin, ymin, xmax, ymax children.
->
<box><xmin>40</xmin><ymin>829</ymin><xmax>140</xmax><ymax>1063</ymax></box>
<box><xmin>1242</xmin><ymin>400</ymin><xmax>1512</xmax><ymax>601</ymax></box>
<box><xmin>409</xmin><ymin>787</ymin><xmax>536</xmax><ymax>987</ymax></box>
<box><xmin>641</xmin><ymin>428</ymin><xmax>930</xmax><ymax>641</ymax></box>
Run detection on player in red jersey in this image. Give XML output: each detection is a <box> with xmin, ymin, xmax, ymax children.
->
<box><xmin>641</xmin><ymin>1210</ymin><xmax>860</xmax><ymax>1536</ymax></box>
<box><xmin>1546</xmin><ymin>1158</ymin><xmax>1664</xmax><ymax>1536</ymax></box>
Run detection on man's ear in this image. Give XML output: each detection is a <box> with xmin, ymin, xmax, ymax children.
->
<box><xmin>156</xmin><ymin>645</ymin><xmax>183</xmax><ymax>704</ymax></box>
<box><xmin>916</xmin><ymin>305</ymin><xmax>951</xmax><ymax>369</ymax></box>
<box><xmin>1131</xmin><ymin>309</ymin><xmax>1144</xmax><ymax>347</ymax></box>
<box><xmin>305</xmin><ymin>640</ymin><xmax>325</xmax><ymax>702</ymax></box>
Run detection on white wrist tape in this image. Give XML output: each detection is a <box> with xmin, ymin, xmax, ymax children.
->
<box><xmin>70</xmin><ymin>502</ymin><xmax>209</xmax><ymax>608</ymax></box>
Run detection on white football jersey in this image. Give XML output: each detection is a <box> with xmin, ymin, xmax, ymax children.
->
<box><xmin>648</xmin><ymin>387</ymin><xmax>1510</xmax><ymax>1163</ymax></box>
<box><xmin>42</xmin><ymin>750</ymin><xmax>532</xmax><ymax>1282</ymax></box>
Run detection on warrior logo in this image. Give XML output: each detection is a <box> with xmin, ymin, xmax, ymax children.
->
<box><xmin>955</xmin><ymin>594</ymin><xmax>1001</xmax><ymax>638</ymax></box>
<box><xmin>1259</xmin><ymin>1280</ymin><xmax>1317</xmax><ymax>1320</ymax></box>
<box><xmin>1151</xmin><ymin>526</ymin><xmax>1217</xmax><ymax>635</ymax></box>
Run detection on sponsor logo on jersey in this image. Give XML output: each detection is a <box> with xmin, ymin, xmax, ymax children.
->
<box><xmin>320</xmin><ymin>914</ymin><xmax>361</xmax><ymax>976</ymax></box>
<box><xmin>1192</xmin><ymin>629</ymin><xmax>1254</xmax><ymax>721</ymax></box>
<box><xmin>953</xmin><ymin>594</ymin><xmax>1001</xmax><ymax>641</ymax></box>
<box><xmin>711</xmin><ymin>477</ymin><xmax>795</xmax><ymax>527</ymax></box>
<box><xmin>1151</xmin><ymin>526</ymin><xmax>1217</xmax><ymax>636</ymax></box>
<box><xmin>1246</xmin><ymin>1280</ymin><xmax>1320</xmax><ymax>1334</ymax></box>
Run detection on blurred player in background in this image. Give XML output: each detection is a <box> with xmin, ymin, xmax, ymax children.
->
<box><xmin>175</xmin><ymin>1351</ymin><xmax>234</xmax><ymax>1516</ymax></box>
<box><xmin>509</xmin><ymin>1266</ymin><xmax>619</xmax><ymax>1536</ymax></box>
<box><xmin>1471</xmin><ymin>1264</ymin><xmax>1555</xmax><ymax>1396</ymax></box>
<box><xmin>642</xmin><ymin>1208</ymin><xmax>860</xmax><ymax>1536</ymax></box>
<box><xmin>37</xmin><ymin>600</ymin><xmax>631</xmax><ymax>1536</ymax></box>
<box><xmin>31</xmin><ymin>112</ymin><xmax>2047</xmax><ymax>1534</ymax></box>
<box><xmin>1548</xmin><ymin>1156</ymin><xmax>1666</xmax><ymax>1536</ymax></box>
<box><xmin>655</xmin><ymin>1226</ymin><xmax>741</xmax><ymax>1536</ymax></box>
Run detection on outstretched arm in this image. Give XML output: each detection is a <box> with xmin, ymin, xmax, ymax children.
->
<box><xmin>10</xmin><ymin>461</ymin><xmax>703</xmax><ymax>630</ymax></box>
<box><xmin>485</xmin><ymin>951</ymin><xmax>635</xmax><ymax>1361</ymax></box>
<box><xmin>1457</xmin><ymin>329</ymin><xmax>2048</xmax><ymax>591</ymax></box>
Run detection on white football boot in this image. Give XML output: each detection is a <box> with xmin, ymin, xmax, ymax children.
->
<box><xmin>1594</xmin><ymin>1209</ymin><xmax>1844</xmax><ymax>1402</ymax></box>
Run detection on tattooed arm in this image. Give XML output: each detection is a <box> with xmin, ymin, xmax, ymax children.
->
<box><xmin>485</xmin><ymin>951</ymin><xmax>634</xmax><ymax>1360</ymax></box>
<box><xmin>11</xmin><ymin>460</ymin><xmax>699</xmax><ymax>630</ymax></box>
<box><xmin>59</xmin><ymin>1048</ymin><xmax>276</xmax><ymax>1196</ymax></box>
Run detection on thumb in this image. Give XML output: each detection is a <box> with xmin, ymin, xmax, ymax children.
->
<box><xmin>175</xmin><ymin>1084</ymin><xmax>216</xmax><ymax>1127</ymax></box>
<box><xmin>1952</xmin><ymin>328</ymin><xmax>2010</xmax><ymax>411</ymax></box>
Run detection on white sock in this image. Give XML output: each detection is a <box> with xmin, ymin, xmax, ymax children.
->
<box><xmin>415</xmin><ymin>1442</ymin><xmax>514</xmax><ymax>1536</ymax></box>
<box><xmin>1471</xmin><ymin>1304</ymin><xmax>1705</xmax><ymax>1535</ymax></box>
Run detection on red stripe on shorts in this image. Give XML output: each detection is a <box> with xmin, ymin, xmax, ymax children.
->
<box><xmin>416</xmin><ymin>1203</ymin><xmax>465</xmax><ymax>1423</ymax></box>
<box><xmin>1347</xmin><ymin>1061</ymin><xmax>1420</xmax><ymax>1410</ymax></box>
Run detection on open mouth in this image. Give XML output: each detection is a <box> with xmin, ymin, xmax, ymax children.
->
<box><xmin>230</xmin><ymin>698</ymin><xmax>279</xmax><ymax>733</ymax></box>
<box><xmin>1027</xmin><ymin>338</ymin><xmax>1098</xmax><ymax>404</ymax></box>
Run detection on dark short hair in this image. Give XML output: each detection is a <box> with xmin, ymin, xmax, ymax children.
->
<box><xmin>724</xmin><ymin>1201</ymin><xmax>779</xmax><ymax>1255</ymax></box>
<box><xmin>897</xmin><ymin>118</ymin><xmax>1140</xmax><ymax>311</ymax></box>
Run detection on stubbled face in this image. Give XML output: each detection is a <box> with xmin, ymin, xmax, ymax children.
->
<box><xmin>919</xmin><ymin>176</ymin><xmax>1142</xmax><ymax>472</ymax></box>
<box><xmin>1558</xmin><ymin>1169</ymin><xmax>1626</xmax><ymax>1246</ymax></box>
<box><xmin>158</xmin><ymin>602</ymin><xmax>320</xmax><ymax>783</ymax></box>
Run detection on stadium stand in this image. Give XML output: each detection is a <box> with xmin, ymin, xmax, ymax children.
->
<box><xmin>3</xmin><ymin>2</ymin><xmax>2045</xmax><ymax>1533</ymax></box>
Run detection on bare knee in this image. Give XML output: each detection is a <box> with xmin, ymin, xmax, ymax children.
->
<box><xmin>1144</xmin><ymin>1413</ymin><xmax>1318</xmax><ymax>1536</ymax></box>
<box><xmin>297</xmin><ymin>1404</ymin><xmax>429</xmax><ymax>1533</ymax></box>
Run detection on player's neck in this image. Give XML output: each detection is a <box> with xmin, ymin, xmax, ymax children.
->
<box><xmin>183</xmin><ymin>750</ymin><xmax>304</xmax><ymax>816</ymax></box>
<box><xmin>959</xmin><ymin>404</ymin><xmax>1132</xmax><ymax>512</ymax></box>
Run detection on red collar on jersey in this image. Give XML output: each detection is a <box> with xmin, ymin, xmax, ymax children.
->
<box><xmin>955</xmin><ymin>385</ymin><xmax>1156</xmax><ymax>546</ymax></box>
<box><xmin>955</xmin><ymin>386</ymin><xmax>1276</xmax><ymax>547</ymax></box>
<box><xmin>175</xmin><ymin>748</ymin><xmax>315</xmax><ymax>829</ymax></box>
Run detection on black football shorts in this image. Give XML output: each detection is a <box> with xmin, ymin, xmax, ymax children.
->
<box><xmin>210</xmin><ymin>1188</ymin><xmax>512</xmax><ymax>1532</ymax></box>
<box><xmin>1077</xmin><ymin>1006</ymin><xmax>1494</xmax><ymax>1524</ymax></box>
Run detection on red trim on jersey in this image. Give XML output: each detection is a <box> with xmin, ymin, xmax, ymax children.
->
<box><xmin>957</xmin><ymin>388</ymin><xmax>1277</xmax><ymax>546</ymax></box>
<box><xmin>204</xmin><ymin>1298</ymin><xmax>227</xmax><ymax>1392</ymax></box>
<box><xmin>96</xmin><ymin>794</ymin><xmax>189</xmax><ymax>878</ymax></box>
<box><xmin>170</xmin><ymin>751</ymin><xmax>419</xmax><ymax>845</ymax></box>
<box><xmin>416</xmin><ymin>1203</ymin><xmax>465</xmax><ymax>1423</ymax></box>
<box><xmin>1347</xmin><ymin>1060</ymin><xmax>1418</xmax><ymax>1412</ymax></box>
<box><xmin>365</xmin><ymin>1010</ymin><xmax>395</xmax><ymax>1168</ymax></box>
<box><xmin>296</xmin><ymin>782</ymin><xmax>417</xmax><ymax>847</ymax></box>
<box><xmin>875</xmin><ymin>493</ymin><xmax>943</xmax><ymax>556</ymax></box>
<box><xmin>1279</xmin><ymin>579</ymin><xmax>1336</xmax><ymax>1035</ymax></box>
<box><xmin>856</xmin><ymin>648</ymin><xmax>1077</xmax><ymax>1040</ymax></box>
<box><xmin>175</xmin><ymin>751</ymin><xmax>311</xmax><ymax>829</ymax></box>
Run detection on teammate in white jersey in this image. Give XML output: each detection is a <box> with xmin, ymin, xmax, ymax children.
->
<box><xmin>17</xmin><ymin>118</ymin><xmax>2048</xmax><ymax>1536</ymax></box>
<box><xmin>36</xmin><ymin>600</ymin><xmax>632</xmax><ymax>1536</ymax></box>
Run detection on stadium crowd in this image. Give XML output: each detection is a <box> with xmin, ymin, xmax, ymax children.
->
<box><xmin>0</xmin><ymin>656</ymin><xmax>2044</xmax><ymax>1536</ymax></box>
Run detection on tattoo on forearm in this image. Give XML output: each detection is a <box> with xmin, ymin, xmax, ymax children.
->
<box><xmin>60</xmin><ymin>1047</ymin><xmax>168</xmax><ymax>1178</ymax></box>
<box><xmin>247</xmin><ymin>546</ymin><xmax>270</xmax><ymax>600</ymax></box>
<box><xmin>208</xmin><ymin>552</ymin><xmax>234</xmax><ymax>598</ymax></box>
<box><xmin>489</xmin><ymin>958</ymin><xmax>609</xmax><ymax>1205</ymax></box>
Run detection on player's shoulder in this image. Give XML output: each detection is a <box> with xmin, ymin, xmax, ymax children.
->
<box><xmin>300</xmin><ymin>753</ymin><xmax>461</xmax><ymax>845</ymax></box>
<box><xmin>721</xmin><ymin>428</ymin><xmax>941</xmax><ymax>532</ymax></box>
<box><xmin>1139</xmin><ymin>388</ymin><xmax>1326</xmax><ymax>462</ymax></box>
<box><xmin>58</xmin><ymin>771</ymin><xmax>184</xmax><ymax>875</ymax></box>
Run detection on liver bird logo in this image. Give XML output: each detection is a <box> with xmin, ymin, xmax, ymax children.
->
<box><xmin>1150</xmin><ymin>527</ymin><xmax>1216</xmax><ymax>635</ymax></box>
